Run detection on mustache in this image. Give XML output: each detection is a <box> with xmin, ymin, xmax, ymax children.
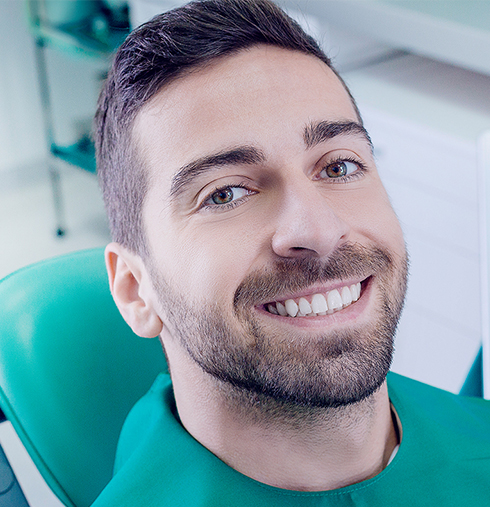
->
<box><xmin>233</xmin><ymin>243</ymin><xmax>392</xmax><ymax>311</ymax></box>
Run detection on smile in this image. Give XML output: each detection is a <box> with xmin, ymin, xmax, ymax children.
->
<box><xmin>264</xmin><ymin>282</ymin><xmax>362</xmax><ymax>318</ymax></box>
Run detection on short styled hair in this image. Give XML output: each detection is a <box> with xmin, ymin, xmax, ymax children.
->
<box><xmin>94</xmin><ymin>0</ymin><xmax>360</xmax><ymax>255</ymax></box>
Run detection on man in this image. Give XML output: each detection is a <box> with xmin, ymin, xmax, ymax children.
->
<box><xmin>92</xmin><ymin>0</ymin><xmax>490</xmax><ymax>505</ymax></box>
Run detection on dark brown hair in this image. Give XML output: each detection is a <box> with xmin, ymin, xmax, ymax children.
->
<box><xmin>94</xmin><ymin>0</ymin><xmax>360</xmax><ymax>255</ymax></box>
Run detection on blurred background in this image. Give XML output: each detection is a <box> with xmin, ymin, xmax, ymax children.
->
<box><xmin>0</xmin><ymin>1</ymin><xmax>489</xmax><ymax>503</ymax></box>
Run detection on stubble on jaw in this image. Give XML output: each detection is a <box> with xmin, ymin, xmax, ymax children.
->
<box><xmin>148</xmin><ymin>242</ymin><xmax>409</xmax><ymax>422</ymax></box>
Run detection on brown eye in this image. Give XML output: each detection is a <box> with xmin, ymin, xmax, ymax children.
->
<box><xmin>204</xmin><ymin>186</ymin><xmax>250</xmax><ymax>208</ymax></box>
<box><xmin>326</xmin><ymin>161</ymin><xmax>347</xmax><ymax>177</ymax></box>
<box><xmin>212</xmin><ymin>188</ymin><xmax>234</xmax><ymax>204</ymax></box>
<box><xmin>320</xmin><ymin>160</ymin><xmax>358</xmax><ymax>179</ymax></box>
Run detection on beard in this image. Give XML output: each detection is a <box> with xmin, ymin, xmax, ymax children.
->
<box><xmin>150</xmin><ymin>243</ymin><xmax>408</xmax><ymax>411</ymax></box>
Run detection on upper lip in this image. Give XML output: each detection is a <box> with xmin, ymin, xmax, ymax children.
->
<box><xmin>259</xmin><ymin>276</ymin><xmax>369</xmax><ymax>306</ymax></box>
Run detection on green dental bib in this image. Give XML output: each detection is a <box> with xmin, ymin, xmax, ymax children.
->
<box><xmin>91</xmin><ymin>372</ymin><xmax>490</xmax><ymax>506</ymax></box>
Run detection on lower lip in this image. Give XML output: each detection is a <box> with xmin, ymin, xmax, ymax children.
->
<box><xmin>255</xmin><ymin>277</ymin><xmax>373</xmax><ymax>328</ymax></box>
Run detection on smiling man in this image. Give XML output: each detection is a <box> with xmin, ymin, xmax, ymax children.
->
<box><xmin>92</xmin><ymin>1</ymin><xmax>490</xmax><ymax>505</ymax></box>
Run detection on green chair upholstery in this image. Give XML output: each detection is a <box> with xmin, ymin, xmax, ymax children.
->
<box><xmin>0</xmin><ymin>248</ymin><xmax>167</xmax><ymax>507</ymax></box>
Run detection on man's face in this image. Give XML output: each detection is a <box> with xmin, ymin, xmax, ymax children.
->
<box><xmin>134</xmin><ymin>45</ymin><xmax>408</xmax><ymax>408</ymax></box>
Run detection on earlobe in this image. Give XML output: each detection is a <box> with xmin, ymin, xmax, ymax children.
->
<box><xmin>105</xmin><ymin>243</ymin><xmax>163</xmax><ymax>338</ymax></box>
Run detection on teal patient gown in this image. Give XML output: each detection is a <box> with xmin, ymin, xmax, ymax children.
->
<box><xmin>91</xmin><ymin>372</ymin><xmax>490</xmax><ymax>506</ymax></box>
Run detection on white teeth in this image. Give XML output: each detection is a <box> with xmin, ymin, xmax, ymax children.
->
<box><xmin>350</xmin><ymin>284</ymin><xmax>357</xmax><ymax>301</ymax></box>
<box><xmin>311</xmin><ymin>293</ymin><xmax>328</xmax><ymax>314</ymax></box>
<box><xmin>285</xmin><ymin>299</ymin><xmax>299</xmax><ymax>317</ymax></box>
<box><xmin>327</xmin><ymin>289</ymin><xmax>343</xmax><ymax>312</ymax></box>
<box><xmin>298</xmin><ymin>297</ymin><xmax>312</xmax><ymax>315</ymax></box>
<box><xmin>267</xmin><ymin>281</ymin><xmax>363</xmax><ymax>317</ymax></box>
<box><xmin>276</xmin><ymin>301</ymin><xmax>288</xmax><ymax>316</ymax></box>
<box><xmin>350</xmin><ymin>282</ymin><xmax>361</xmax><ymax>301</ymax></box>
<box><xmin>341</xmin><ymin>286</ymin><xmax>353</xmax><ymax>307</ymax></box>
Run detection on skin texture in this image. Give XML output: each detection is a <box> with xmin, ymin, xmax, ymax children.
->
<box><xmin>106</xmin><ymin>45</ymin><xmax>408</xmax><ymax>491</ymax></box>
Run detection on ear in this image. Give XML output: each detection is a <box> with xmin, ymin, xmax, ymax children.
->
<box><xmin>105</xmin><ymin>243</ymin><xmax>163</xmax><ymax>338</ymax></box>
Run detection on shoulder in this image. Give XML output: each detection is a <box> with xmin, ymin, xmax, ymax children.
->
<box><xmin>387</xmin><ymin>371</ymin><xmax>490</xmax><ymax>445</ymax></box>
<box><xmin>387</xmin><ymin>371</ymin><xmax>490</xmax><ymax>410</ymax></box>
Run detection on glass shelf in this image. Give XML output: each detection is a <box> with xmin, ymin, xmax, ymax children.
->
<box><xmin>26</xmin><ymin>0</ymin><xmax>129</xmax><ymax>59</ymax></box>
<box><xmin>26</xmin><ymin>0</ymin><xmax>129</xmax><ymax>233</ymax></box>
<box><xmin>26</xmin><ymin>1</ymin><xmax>130</xmax><ymax>178</ymax></box>
<box><xmin>51</xmin><ymin>138</ymin><xmax>96</xmax><ymax>175</ymax></box>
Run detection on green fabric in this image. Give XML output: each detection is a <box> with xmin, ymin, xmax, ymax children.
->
<box><xmin>91</xmin><ymin>372</ymin><xmax>490</xmax><ymax>506</ymax></box>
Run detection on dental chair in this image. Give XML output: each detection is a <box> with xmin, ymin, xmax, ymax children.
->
<box><xmin>0</xmin><ymin>249</ymin><xmax>167</xmax><ymax>507</ymax></box>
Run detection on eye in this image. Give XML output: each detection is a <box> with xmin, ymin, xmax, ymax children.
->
<box><xmin>204</xmin><ymin>186</ymin><xmax>250</xmax><ymax>206</ymax></box>
<box><xmin>319</xmin><ymin>159</ymin><xmax>359</xmax><ymax>179</ymax></box>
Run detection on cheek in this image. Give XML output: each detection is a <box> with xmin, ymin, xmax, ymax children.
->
<box><xmin>144</xmin><ymin>191</ymin><xmax>269</xmax><ymax>306</ymax></box>
<box><xmin>365</xmin><ymin>189</ymin><xmax>405</xmax><ymax>256</ymax></box>
<box><xmin>340</xmin><ymin>184</ymin><xmax>405</xmax><ymax>254</ymax></box>
<box><xmin>166</xmin><ymin>220</ymin><xmax>265</xmax><ymax>304</ymax></box>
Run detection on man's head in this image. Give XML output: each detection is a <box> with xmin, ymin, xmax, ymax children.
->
<box><xmin>96</xmin><ymin>0</ymin><xmax>408</xmax><ymax>412</ymax></box>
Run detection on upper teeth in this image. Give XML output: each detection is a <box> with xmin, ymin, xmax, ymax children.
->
<box><xmin>266</xmin><ymin>283</ymin><xmax>361</xmax><ymax>318</ymax></box>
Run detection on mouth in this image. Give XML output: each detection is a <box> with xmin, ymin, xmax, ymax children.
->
<box><xmin>260</xmin><ymin>278</ymin><xmax>369</xmax><ymax>318</ymax></box>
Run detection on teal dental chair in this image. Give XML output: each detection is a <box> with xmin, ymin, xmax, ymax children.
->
<box><xmin>0</xmin><ymin>249</ymin><xmax>167</xmax><ymax>507</ymax></box>
<box><xmin>0</xmin><ymin>249</ymin><xmax>484</xmax><ymax>507</ymax></box>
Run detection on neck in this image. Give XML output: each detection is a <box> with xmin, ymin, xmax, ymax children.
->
<box><xmin>169</xmin><ymin>347</ymin><xmax>398</xmax><ymax>492</ymax></box>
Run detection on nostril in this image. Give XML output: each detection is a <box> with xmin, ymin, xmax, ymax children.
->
<box><xmin>288</xmin><ymin>246</ymin><xmax>318</xmax><ymax>256</ymax></box>
<box><xmin>291</xmin><ymin>246</ymin><xmax>316</xmax><ymax>251</ymax></box>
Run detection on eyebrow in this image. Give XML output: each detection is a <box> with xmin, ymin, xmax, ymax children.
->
<box><xmin>303</xmin><ymin>120</ymin><xmax>373</xmax><ymax>151</ymax></box>
<box><xmin>170</xmin><ymin>146</ymin><xmax>265</xmax><ymax>199</ymax></box>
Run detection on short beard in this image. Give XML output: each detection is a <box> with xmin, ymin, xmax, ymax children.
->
<box><xmin>149</xmin><ymin>243</ymin><xmax>408</xmax><ymax>414</ymax></box>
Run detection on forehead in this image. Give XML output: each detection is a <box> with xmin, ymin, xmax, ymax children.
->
<box><xmin>133</xmin><ymin>45</ymin><xmax>360</xmax><ymax>181</ymax></box>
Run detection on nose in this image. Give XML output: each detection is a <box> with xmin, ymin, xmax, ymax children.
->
<box><xmin>271</xmin><ymin>181</ymin><xmax>350</xmax><ymax>259</ymax></box>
